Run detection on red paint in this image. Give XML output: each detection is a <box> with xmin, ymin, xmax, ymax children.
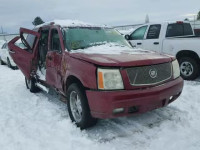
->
<box><xmin>8</xmin><ymin>24</ymin><xmax>184</xmax><ymax>119</ymax></box>
<box><xmin>87</xmin><ymin>77</ymin><xmax>183</xmax><ymax>119</ymax></box>
<box><xmin>9</xmin><ymin>28</ymin><xmax>40</xmax><ymax>79</ymax></box>
<box><xmin>70</xmin><ymin>52</ymin><xmax>173</xmax><ymax>67</ymax></box>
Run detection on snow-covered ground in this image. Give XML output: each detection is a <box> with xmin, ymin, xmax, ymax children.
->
<box><xmin>0</xmin><ymin>65</ymin><xmax>200</xmax><ymax>150</ymax></box>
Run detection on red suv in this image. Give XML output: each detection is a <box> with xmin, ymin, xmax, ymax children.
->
<box><xmin>8</xmin><ymin>20</ymin><xmax>183</xmax><ymax>129</ymax></box>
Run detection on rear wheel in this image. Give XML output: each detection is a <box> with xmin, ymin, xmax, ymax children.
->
<box><xmin>0</xmin><ymin>57</ymin><xmax>5</xmax><ymax>65</ymax></box>
<box><xmin>25</xmin><ymin>77</ymin><xmax>40</xmax><ymax>93</ymax></box>
<box><xmin>7</xmin><ymin>58</ymin><xmax>13</xmax><ymax>69</ymax></box>
<box><xmin>67</xmin><ymin>83</ymin><xmax>97</xmax><ymax>129</ymax></box>
<box><xmin>178</xmin><ymin>57</ymin><xmax>200</xmax><ymax>80</ymax></box>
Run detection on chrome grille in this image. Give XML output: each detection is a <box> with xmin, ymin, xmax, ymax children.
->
<box><xmin>126</xmin><ymin>62</ymin><xmax>172</xmax><ymax>86</ymax></box>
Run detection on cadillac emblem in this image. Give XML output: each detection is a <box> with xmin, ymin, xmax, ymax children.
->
<box><xmin>149</xmin><ymin>68</ymin><xmax>157</xmax><ymax>78</ymax></box>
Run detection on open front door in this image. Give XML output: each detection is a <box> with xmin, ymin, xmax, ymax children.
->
<box><xmin>8</xmin><ymin>28</ymin><xmax>40</xmax><ymax>79</ymax></box>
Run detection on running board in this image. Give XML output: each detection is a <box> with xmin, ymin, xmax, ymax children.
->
<box><xmin>36</xmin><ymin>83</ymin><xmax>49</xmax><ymax>93</ymax></box>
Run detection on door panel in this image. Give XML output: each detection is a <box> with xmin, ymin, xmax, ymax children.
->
<box><xmin>46</xmin><ymin>51</ymin><xmax>62</xmax><ymax>88</ymax></box>
<box><xmin>129</xmin><ymin>40</ymin><xmax>144</xmax><ymax>49</ymax></box>
<box><xmin>1</xmin><ymin>48</ymin><xmax>7</xmax><ymax>62</ymax></box>
<box><xmin>0</xmin><ymin>44</ymin><xmax>7</xmax><ymax>62</ymax></box>
<box><xmin>46</xmin><ymin>28</ymin><xmax>63</xmax><ymax>89</ymax></box>
<box><xmin>8</xmin><ymin>28</ymin><xmax>40</xmax><ymax>79</ymax></box>
<box><xmin>142</xmin><ymin>40</ymin><xmax>161</xmax><ymax>52</ymax></box>
<box><xmin>142</xmin><ymin>24</ymin><xmax>162</xmax><ymax>52</ymax></box>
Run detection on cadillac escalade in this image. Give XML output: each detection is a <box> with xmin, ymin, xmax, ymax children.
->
<box><xmin>8</xmin><ymin>20</ymin><xmax>183</xmax><ymax>129</ymax></box>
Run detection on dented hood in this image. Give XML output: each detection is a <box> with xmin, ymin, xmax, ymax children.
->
<box><xmin>69</xmin><ymin>49</ymin><xmax>173</xmax><ymax>67</ymax></box>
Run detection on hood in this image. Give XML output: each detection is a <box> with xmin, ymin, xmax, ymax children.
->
<box><xmin>68</xmin><ymin>44</ymin><xmax>174</xmax><ymax>67</ymax></box>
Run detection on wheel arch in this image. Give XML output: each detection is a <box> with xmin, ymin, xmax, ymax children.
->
<box><xmin>176</xmin><ymin>50</ymin><xmax>200</xmax><ymax>63</ymax></box>
<box><xmin>64</xmin><ymin>75</ymin><xmax>86</xmax><ymax>93</ymax></box>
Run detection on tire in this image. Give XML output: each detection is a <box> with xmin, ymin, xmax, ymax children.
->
<box><xmin>178</xmin><ymin>57</ymin><xmax>200</xmax><ymax>80</ymax></box>
<box><xmin>25</xmin><ymin>77</ymin><xmax>40</xmax><ymax>93</ymax></box>
<box><xmin>67</xmin><ymin>83</ymin><xmax>97</xmax><ymax>129</ymax></box>
<box><xmin>7</xmin><ymin>58</ymin><xmax>13</xmax><ymax>69</ymax></box>
<box><xmin>0</xmin><ymin>57</ymin><xmax>5</xmax><ymax>65</ymax></box>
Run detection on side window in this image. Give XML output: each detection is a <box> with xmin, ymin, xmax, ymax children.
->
<box><xmin>166</xmin><ymin>23</ymin><xmax>193</xmax><ymax>37</ymax></box>
<box><xmin>147</xmin><ymin>24</ymin><xmax>161</xmax><ymax>39</ymax></box>
<box><xmin>183</xmin><ymin>23</ymin><xmax>193</xmax><ymax>35</ymax></box>
<box><xmin>130</xmin><ymin>26</ymin><xmax>148</xmax><ymax>40</ymax></box>
<box><xmin>26</xmin><ymin>34</ymin><xmax>36</xmax><ymax>49</ymax></box>
<box><xmin>50</xmin><ymin>29</ymin><xmax>61</xmax><ymax>52</ymax></box>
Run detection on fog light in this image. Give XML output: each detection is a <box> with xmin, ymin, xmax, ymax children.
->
<box><xmin>113</xmin><ymin>108</ymin><xmax>124</xmax><ymax>114</ymax></box>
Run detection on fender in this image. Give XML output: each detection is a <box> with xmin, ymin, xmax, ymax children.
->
<box><xmin>63</xmin><ymin>55</ymin><xmax>97</xmax><ymax>93</ymax></box>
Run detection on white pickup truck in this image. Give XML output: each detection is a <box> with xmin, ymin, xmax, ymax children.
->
<box><xmin>125</xmin><ymin>21</ymin><xmax>200</xmax><ymax>80</ymax></box>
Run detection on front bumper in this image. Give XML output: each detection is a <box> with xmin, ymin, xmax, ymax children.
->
<box><xmin>86</xmin><ymin>77</ymin><xmax>183</xmax><ymax>119</ymax></box>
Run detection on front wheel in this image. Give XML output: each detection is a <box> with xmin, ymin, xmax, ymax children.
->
<box><xmin>25</xmin><ymin>77</ymin><xmax>40</xmax><ymax>93</ymax></box>
<box><xmin>67</xmin><ymin>83</ymin><xmax>97</xmax><ymax>129</ymax></box>
<box><xmin>178</xmin><ymin>57</ymin><xmax>200</xmax><ymax>80</ymax></box>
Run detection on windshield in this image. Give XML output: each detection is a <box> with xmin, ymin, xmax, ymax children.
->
<box><xmin>64</xmin><ymin>27</ymin><xmax>132</xmax><ymax>50</ymax></box>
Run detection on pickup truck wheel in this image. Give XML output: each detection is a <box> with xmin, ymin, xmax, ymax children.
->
<box><xmin>25</xmin><ymin>77</ymin><xmax>40</xmax><ymax>93</ymax></box>
<box><xmin>178</xmin><ymin>57</ymin><xmax>200</xmax><ymax>80</ymax></box>
<box><xmin>67</xmin><ymin>83</ymin><xmax>97</xmax><ymax>129</ymax></box>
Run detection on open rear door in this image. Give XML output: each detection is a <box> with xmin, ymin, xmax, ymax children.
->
<box><xmin>8</xmin><ymin>28</ymin><xmax>40</xmax><ymax>79</ymax></box>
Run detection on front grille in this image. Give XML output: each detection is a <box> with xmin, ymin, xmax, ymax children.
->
<box><xmin>126</xmin><ymin>62</ymin><xmax>172</xmax><ymax>86</ymax></box>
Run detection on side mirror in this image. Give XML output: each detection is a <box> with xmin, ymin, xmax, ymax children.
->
<box><xmin>125</xmin><ymin>35</ymin><xmax>130</xmax><ymax>40</ymax></box>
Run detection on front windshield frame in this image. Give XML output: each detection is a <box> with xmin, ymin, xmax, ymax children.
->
<box><xmin>63</xmin><ymin>27</ymin><xmax>132</xmax><ymax>51</ymax></box>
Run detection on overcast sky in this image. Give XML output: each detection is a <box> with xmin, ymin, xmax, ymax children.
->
<box><xmin>0</xmin><ymin>0</ymin><xmax>199</xmax><ymax>33</ymax></box>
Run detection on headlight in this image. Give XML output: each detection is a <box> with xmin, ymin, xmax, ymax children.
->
<box><xmin>97</xmin><ymin>68</ymin><xmax>124</xmax><ymax>90</ymax></box>
<box><xmin>172</xmin><ymin>59</ymin><xmax>180</xmax><ymax>79</ymax></box>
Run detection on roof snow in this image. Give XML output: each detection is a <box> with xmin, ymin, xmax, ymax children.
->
<box><xmin>36</xmin><ymin>19</ymin><xmax>106</xmax><ymax>28</ymax></box>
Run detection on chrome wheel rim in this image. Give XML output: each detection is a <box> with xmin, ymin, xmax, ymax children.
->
<box><xmin>180</xmin><ymin>61</ymin><xmax>193</xmax><ymax>77</ymax></box>
<box><xmin>70</xmin><ymin>91</ymin><xmax>82</xmax><ymax>123</ymax></box>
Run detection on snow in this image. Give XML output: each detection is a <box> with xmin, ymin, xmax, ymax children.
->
<box><xmin>70</xmin><ymin>43</ymin><xmax>153</xmax><ymax>55</ymax></box>
<box><xmin>0</xmin><ymin>65</ymin><xmax>200</xmax><ymax>150</ymax></box>
<box><xmin>36</xmin><ymin>67</ymin><xmax>46</xmax><ymax>81</ymax></box>
<box><xmin>36</xmin><ymin>19</ymin><xmax>105</xmax><ymax>28</ymax></box>
<box><xmin>0</xmin><ymin>40</ymin><xmax>6</xmax><ymax>48</ymax></box>
<box><xmin>117</xmin><ymin>28</ymin><xmax>136</xmax><ymax>35</ymax></box>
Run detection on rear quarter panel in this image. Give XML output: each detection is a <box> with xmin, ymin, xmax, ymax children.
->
<box><xmin>162</xmin><ymin>38</ymin><xmax>200</xmax><ymax>57</ymax></box>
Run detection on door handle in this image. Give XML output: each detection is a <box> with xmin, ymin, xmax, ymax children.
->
<box><xmin>9</xmin><ymin>49</ymin><xmax>15</xmax><ymax>54</ymax></box>
<box><xmin>137</xmin><ymin>43</ymin><xmax>142</xmax><ymax>45</ymax></box>
<box><xmin>153</xmin><ymin>42</ymin><xmax>159</xmax><ymax>45</ymax></box>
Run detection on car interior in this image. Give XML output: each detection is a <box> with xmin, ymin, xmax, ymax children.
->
<box><xmin>38</xmin><ymin>29</ymin><xmax>49</xmax><ymax>70</ymax></box>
